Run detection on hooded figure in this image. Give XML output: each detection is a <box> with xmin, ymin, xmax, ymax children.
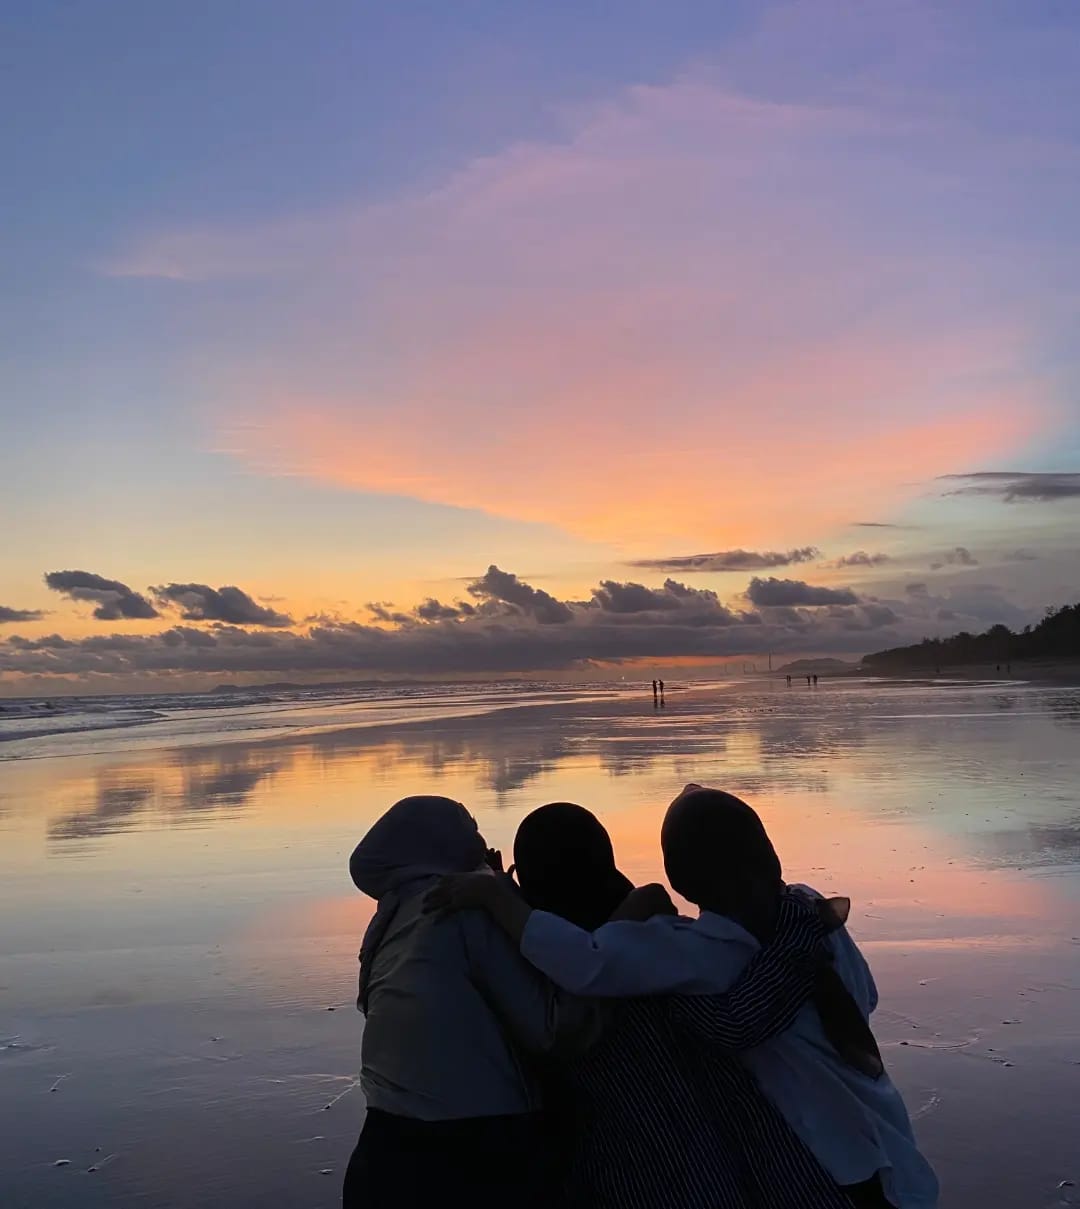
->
<box><xmin>343</xmin><ymin>795</ymin><xmax>593</xmax><ymax>1209</ymax></box>
<box><xmin>351</xmin><ymin>795</ymin><xmax>485</xmax><ymax>1011</ymax></box>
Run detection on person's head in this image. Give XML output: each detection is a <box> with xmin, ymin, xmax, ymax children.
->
<box><xmin>513</xmin><ymin>802</ymin><xmax>632</xmax><ymax>930</ymax></box>
<box><xmin>350</xmin><ymin>795</ymin><xmax>486</xmax><ymax>901</ymax></box>
<box><xmin>661</xmin><ymin>785</ymin><xmax>782</xmax><ymax>936</ymax></box>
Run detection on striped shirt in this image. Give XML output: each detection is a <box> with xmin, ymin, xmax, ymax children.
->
<box><xmin>544</xmin><ymin>894</ymin><xmax>855</xmax><ymax>1209</ymax></box>
<box><xmin>553</xmin><ymin>1004</ymin><xmax>857</xmax><ymax>1209</ymax></box>
<box><xmin>521</xmin><ymin>889</ymin><xmax>939</xmax><ymax>1209</ymax></box>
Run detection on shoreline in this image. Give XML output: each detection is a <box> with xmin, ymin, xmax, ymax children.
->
<box><xmin>853</xmin><ymin>660</ymin><xmax>1080</xmax><ymax>687</ymax></box>
<box><xmin>7</xmin><ymin>669</ymin><xmax>1080</xmax><ymax>765</ymax></box>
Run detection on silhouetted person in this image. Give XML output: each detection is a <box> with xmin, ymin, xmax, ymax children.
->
<box><xmin>659</xmin><ymin>679</ymin><xmax>665</xmax><ymax>695</ymax></box>
<box><xmin>812</xmin><ymin>675</ymin><xmax>818</xmax><ymax>686</ymax></box>
<box><xmin>344</xmin><ymin>796</ymin><xmax>592</xmax><ymax>1209</ymax></box>
<box><xmin>786</xmin><ymin>675</ymin><xmax>792</xmax><ymax>687</ymax></box>
<box><xmin>807</xmin><ymin>676</ymin><xmax>812</xmax><ymax>687</ymax></box>
<box><xmin>434</xmin><ymin>788</ymin><xmax>939</xmax><ymax>1208</ymax></box>
<box><xmin>509</xmin><ymin>803</ymin><xmax>854</xmax><ymax>1209</ymax></box>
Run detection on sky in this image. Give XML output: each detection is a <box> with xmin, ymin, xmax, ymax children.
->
<box><xmin>3</xmin><ymin>0</ymin><xmax>1080</xmax><ymax>692</ymax></box>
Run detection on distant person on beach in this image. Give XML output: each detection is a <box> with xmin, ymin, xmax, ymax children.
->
<box><xmin>343</xmin><ymin>796</ymin><xmax>598</xmax><ymax>1209</ymax></box>
<box><xmin>659</xmin><ymin>679</ymin><xmax>665</xmax><ymax>696</ymax></box>
<box><xmin>431</xmin><ymin>788</ymin><xmax>938</xmax><ymax>1209</ymax></box>
<box><xmin>813</xmin><ymin>674</ymin><xmax>819</xmax><ymax>686</ymax></box>
<box><xmin>430</xmin><ymin>802</ymin><xmax>855</xmax><ymax>1209</ymax></box>
<box><xmin>652</xmin><ymin>679</ymin><xmax>658</xmax><ymax>702</ymax></box>
<box><xmin>807</xmin><ymin>676</ymin><xmax>812</xmax><ymax>687</ymax></box>
<box><xmin>786</xmin><ymin>675</ymin><xmax>792</xmax><ymax>686</ymax></box>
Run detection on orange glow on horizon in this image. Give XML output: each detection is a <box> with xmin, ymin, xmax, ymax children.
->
<box><xmin>224</xmin><ymin>385</ymin><xmax>1041</xmax><ymax>551</ymax></box>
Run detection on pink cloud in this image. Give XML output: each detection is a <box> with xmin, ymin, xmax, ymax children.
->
<box><xmin>108</xmin><ymin>53</ymin><xmax>1064</xmax><ymax>547</ymax></box>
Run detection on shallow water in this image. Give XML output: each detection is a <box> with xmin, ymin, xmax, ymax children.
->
<box><xmin>2</xmin><ymin>678</ymin><xmax>1079</xmax><ymax>1208</ymax></box>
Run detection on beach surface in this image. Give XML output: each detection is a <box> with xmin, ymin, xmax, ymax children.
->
<box><xmin>2</xmin><ymin>676</ymin><xmax>1079</xmax><ymax>1208</ymax></box>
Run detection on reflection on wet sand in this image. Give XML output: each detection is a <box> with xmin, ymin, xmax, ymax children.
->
<box><xmin>37</xmin><ymin>689</ymin><xmax>872</xmax><ymax>846</ymax></box>
<box><xmin>48</xmin><ymin>772</ymin><xmax>156</xmax><ymax>841</ymax></box>
<box><xmin>46</xmin><ymin>750</ymin><xmax>288</xmax><ymax>843</ymax></box>
<box><xmin>3</xmin><ymin>680</ymin><xmax>1080</xmax><ymax>1209</ymax></box>
<box><xmin>33</xmin><ymin>682</ymin><xmax>1080</xmax><ymax>882</ymax></box>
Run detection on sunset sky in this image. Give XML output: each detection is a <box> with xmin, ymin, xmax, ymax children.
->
<box><xmin>4</xmin><ymin>0</ymin><xmax>1080</xmax><ymax>691</ymax></box>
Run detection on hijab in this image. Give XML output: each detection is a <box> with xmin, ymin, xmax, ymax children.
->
<box><xmin>513</xmin><ymin>802</ymin><xmax>633</xmax><ymax>930</ymax></box>
<box><xmin>662</xmin><ymin>787</ymin><xmax>883</xmax><ymax>1079</ymax></box>
<box><xmin>661</xmin><ymin>788</ymin><xmax>782</xmax><ymax>941</ymax></box>
<box><xmin>350</xmin><ymin>795</ymin><xmax>485</xmax><ymax>1012</ymax></box>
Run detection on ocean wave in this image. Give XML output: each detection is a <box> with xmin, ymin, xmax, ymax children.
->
<box><xmin>0</xmin><ymin>711</ymin><xmax>168</xmax><ymax>744</ymax></box>
<box><xmin>0</xmin><ymin>680</ymin><xmax>629</xmax><ymax>754</ymax></box>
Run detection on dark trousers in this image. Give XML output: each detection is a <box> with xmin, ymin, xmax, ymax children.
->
<box><xmin>342</xmin><ymin>1107</ymin><xmax>550</xmax><ymax>1209</ymax></box>
<box><xmin>842</xmin><ymin>1174</ymin><xmax>897</xmax><ymax>1208</ymax></box>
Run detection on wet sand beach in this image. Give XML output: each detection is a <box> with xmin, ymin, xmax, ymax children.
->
<box><xmin>2</xmin><ymin>678</ymin><xmax>1079</xmax><ymax>1208</ymax></box>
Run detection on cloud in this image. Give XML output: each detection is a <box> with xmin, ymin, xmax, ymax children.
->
<box><xmin>153</xmin><ymin>583</ymin><xmax>294</xmax><ymax>627</ymax></box>
<box><xmin>941</xmin><ymin>472</ymin><xmax>1080</xmax><ymax>503</ymax></box>
<box><xmin>829</xmin><ymin>551</ymin><xmax>890</xmax><ymax>568</ymax></box>
<box><xmin>44</xmin><ymin>570</ymin><xmax>159</xmax><ymax>620</ymax></box>
<box><xmin>367</xmin><ymin>602</ymin><xmax>412</xmax><ymax>625</ymax></box>
<box><xmin>414</xmin><ymin>597</ymin><xmax>476</xmax><ymax>622</ymax></box>
<box><xmin>0</xmin><ymin>606</ymin><xmax>44</xmax><ymax>624</ymax></box>
<box><xmin>4</xmin><ymin>562</ymin><xmax>1044</xmax><ymax>683</ymax></box>
<box><xmin>590</xmin><ymin>578</ymin><xmax>745</xmax><ymax>626</ymax></box>
<box><xmin>1003</xmin><ymin>549</ymin><xmax>1038</xmax><ymax>562</ymax></box>
<box><xmin>629</xmin><ymin>547</ymin><xmax>819</xmax><ymax>573</ymax></box>
<box><xmin>859</xmin><ymin>602</ymin><xmax>899</xmax><ymax>627</ymax></box>
<box><xmin>930</xmin><ymin>546</ymin><xmax>978</xmax><ymax>571</ymax></box>
<box><xmin>467</xmin><ymin>565</ymin><xmax>573</xmax><ymax>625</ymax></box>
<box><xmin>746</xmin><ymin>577</ymin><xmax>859</xmax><ymax>607</ymax></box>
<box><xmin>592</xmin><ymin>580</ymin><xmax>681</xmax><ymax>613</ymax></box>
<box><xmin>0</xmin><ymin>617</ymin><xmax>781</xmax><ymax>679</ymax></box>
<box><xmin>851</xmin><ymin>522</ymin><xmax>904</xmax><ymax>530</ymax></box>
<box><xmin>884</xmin><ymin>578</ymin><xmax>1028</xmax><ymax>632</ymax></box>
<box><xmin>104</xmin><ymin>12</ymin><xmax>1056</xmax><ymax>547</ymax></box>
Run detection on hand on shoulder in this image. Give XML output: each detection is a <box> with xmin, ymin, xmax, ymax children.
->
<box><xmin>783</xmin><ymin>883</ymin><xmax>851</xmax><ymax>933</ymax></box>
<box><xmin>609</xmin><ymin>883</ymin><xmax>678</xmax><ymax>922</ymax></box>
<box><xmin>423</xmin><ymin>870</ymin><xmax>500</xmax><ymax>916</ymax></box>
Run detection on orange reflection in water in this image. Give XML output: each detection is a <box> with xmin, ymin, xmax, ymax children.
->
<box><xmin>5</xmin><ymin>681</ymin><xmax>1077</xmax><ymax>966</ymax></box>
<box><xmin>5</xmin><ymin>681</ymin><xmax>1080</xmax><ymax>1209</ymax></box>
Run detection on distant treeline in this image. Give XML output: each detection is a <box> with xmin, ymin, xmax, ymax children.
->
<box><xmin>863</xmin><ymin>602</ymin><xmax>1080</xmax><ymax>670</ymax></box>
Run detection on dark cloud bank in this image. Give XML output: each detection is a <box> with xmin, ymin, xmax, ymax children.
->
<box><xmin>0</xmin><ymin>606</ymin><xmax>44</xmax><ymax>624</ymax></box>
<box><xmin>941</xmin><ymin>471</ymin><xmax>1080</xmax><ymax>503</ymax></box>
<box><xmin>43</xmin><ymin>570</ymin><xmax>296</xmax><ymax>628</ymax></box>
<box><xmin>746</xmin><ymin>578</ymin><xmax>859</xmax><ymax>607</ymax></box>
<box><xmin>3</xmin><ymin>564</ymin><xmax>1034</xmax><ymax>683</ymax></box>
<box><xmin>153</xmin><ymin>583</ymin><xmax>294</xmax><ymax>627</ymax></box>
<box><xmin>831</xmin><ymin>551</ymin><xmax>890</xmax><ymax>568</ymax></box>
<box><xmin>631</xmin><ymin>547</ymin><xmax>819</xmax><ymax>573</ymax></box>
<box><xmin>44</xmin><ymin>570</ymin><xmax>159</xmax><ymax>620</ymax></box>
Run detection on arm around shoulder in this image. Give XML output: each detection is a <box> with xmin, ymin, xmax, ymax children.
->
<box><xmin>462</xmin><ymin>909</ymin><xmax>602</xmax><ymax>1059</ymax></box>
<box><xmin>666</xmin><ymin>892</ymin><xmax>828</xmax><ymax>1051</ymax></box>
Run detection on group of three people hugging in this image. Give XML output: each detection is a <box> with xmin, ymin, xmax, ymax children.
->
<box><xmin>343</xmin><ymin>784</ymin><xmax>939</xmax><ymax>1209</ymax></box>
